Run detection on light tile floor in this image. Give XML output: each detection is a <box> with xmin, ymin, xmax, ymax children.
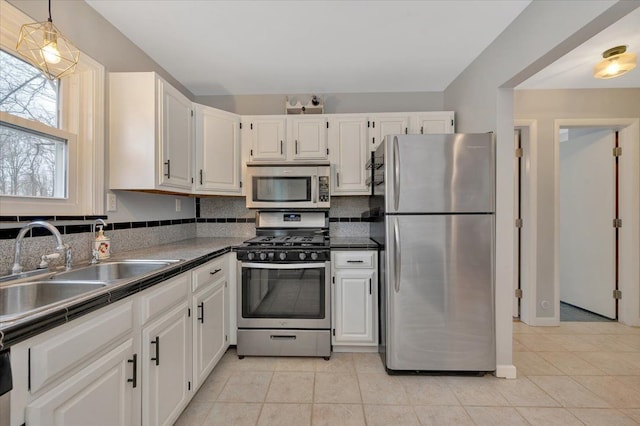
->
<box><xmin>176</xmin><ymin>322</ymin><xmax>640</xmax><ymax>425</ymax></box>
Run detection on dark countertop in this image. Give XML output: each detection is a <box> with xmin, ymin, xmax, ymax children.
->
<box><xmin>1</xmin><ymin>236</ymin><xmax>380</xmax><ymax>349</ymax></box>
<box><xmin>0</xmin><ymin>237</ymin><xmax>245</xmax><ymax>349</ymax></box>
<box><xmin>330</xmin><ymin>237</ymin><xmax>379</xmax><ymax>249</ymax></box>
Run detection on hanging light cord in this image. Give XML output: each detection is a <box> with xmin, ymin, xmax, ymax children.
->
<box><xmin>48</xmin><ymin>0</ymin><xmax>53</xmax><ymax>22</ymax></box>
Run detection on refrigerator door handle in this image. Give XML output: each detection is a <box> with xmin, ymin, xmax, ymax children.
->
<box><xmin>393</xmin><ymin>137</ymin><xmax>400</xmax><ymax>211</ymax></box>
<box><xmin>394</xmin><ymin>218</ymin><xmax>401</xmax><ymax>292</ymax></box>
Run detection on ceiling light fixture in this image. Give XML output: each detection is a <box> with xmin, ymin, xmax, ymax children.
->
<box><xmin>15</xmin><ymin>0</ymin><xmax>80</xmax><ymax>80</ymax></box>
<box><xmin>593</xmin><ymin>45</ymin><xmax>637</xmax><ymax>79</ymax></box>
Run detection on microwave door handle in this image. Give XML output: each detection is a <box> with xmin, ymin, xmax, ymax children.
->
<box><xmin>312</xmin><ymin>175</ymin><xmax>317</xmax><ymax>204</ymax></box>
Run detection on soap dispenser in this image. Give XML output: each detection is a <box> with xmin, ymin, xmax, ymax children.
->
<box><xmin>94</xmin><ymin>225</ymin><xmax>111</xmax><ymax>259</ymax></box>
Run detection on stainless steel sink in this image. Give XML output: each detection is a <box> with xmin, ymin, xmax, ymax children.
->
<box><xmin>54</xmin><ymin>260</ymin><xmax>179</xmax><ymax>282</ymax></box>
<box><xmin>0</xmin><ymin>280</ymin><xmax>107</xmax><ymax>321</ymax></box>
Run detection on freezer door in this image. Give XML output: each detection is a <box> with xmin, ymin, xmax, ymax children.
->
<box><xmin>385</xmin><ymin>215</ymin><xmax>495</xmax><ymax>371</ymax></box>
<box><xmin>384</xmin><ymin>134</ymin><xmax>494</xmax><ymax>213</ymax></box>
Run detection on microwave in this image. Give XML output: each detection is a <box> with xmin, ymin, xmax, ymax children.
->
<box><xmin>246</xmin><ymin>163</ymin><xmax>330</xmax><ymax>209</ymax></box>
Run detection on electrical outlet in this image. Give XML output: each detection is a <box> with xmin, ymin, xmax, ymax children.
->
<box><xmin>175</xmin><ymin>198</ymin><xmax>182</xmax><ymax>212</ymax></box>
<box><xmin>107</xmin><ymin>193</ymin><xmax>117</xmax><ymax>212</ymax></box>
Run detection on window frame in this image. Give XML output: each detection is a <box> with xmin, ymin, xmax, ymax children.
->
<box><xmin>0</xmin><ymin>1</ymin><xmax>105</xmax><ymax>215</ymax></box>
<box><xmin>1</xmin><ymin>111</ymin><xmax>78</xmax><ymax>208</ymax></box>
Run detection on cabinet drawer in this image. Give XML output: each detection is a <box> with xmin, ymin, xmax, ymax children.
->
<box><xmin>140</xmin><ymin>273</ymin><xmax>189</xmax><ymax>324</ymax></box>
<box><xmin>192</xmin><ymin>256</ymin><xmax>227</xmax><ymax>292</ymax></box>
<box><xmin>29</xmin><ymin>301</ymin><xmax>134</xmax><ymax>394</ymax></box>
<box><xmin>333</xmin><ymin>251</ymin><xmax>375</xmax><ymax>269</ymax></box>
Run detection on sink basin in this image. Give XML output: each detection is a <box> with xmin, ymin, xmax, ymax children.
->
<box><xmin>54</xmin><ymin>260</ymin><xmax>179</xmax><ymax>282</ymax></box>
<box><xmin>0</xmin><ymin>280</ymin><xmax>107</xmax><ymax>321</ymax></box>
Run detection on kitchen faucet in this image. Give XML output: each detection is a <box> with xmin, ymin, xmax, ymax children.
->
<box><xmin>11</xmin><ymin>221</ymin><xmax>72</xmax><ymax>274</ymax></box>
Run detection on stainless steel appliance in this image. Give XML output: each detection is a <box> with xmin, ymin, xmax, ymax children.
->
<box><xmin>371</xmin><ymin>134</ymin><xmax>495</xmax><ymax>372</ymax></box>
<box><xmin>236</xmin><ymin>211</ymin><xmax>331</xmax><ymax>359</ymax></box>
<box><xmin>245</xmin><ymin>163</ymin><xmax>330</xmax><ymax>209</ymax></box>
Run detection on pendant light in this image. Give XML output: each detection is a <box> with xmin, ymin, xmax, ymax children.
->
<box><xmin>15</xmin><ymin>0</ymin><xmax>80</xmax><ymax>80</ymax></box>
<box><xmin>593</xmin><ymin>45</ymin><xmax>637</xmax><ymax>79</ymax></box>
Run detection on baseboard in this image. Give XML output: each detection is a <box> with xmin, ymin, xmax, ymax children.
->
<box><xmin>496</xmin><ymin>364</ymin><xmax>517</xmax><ymax>379</ymax></box>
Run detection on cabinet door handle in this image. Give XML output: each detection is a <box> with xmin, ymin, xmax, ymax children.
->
<box><xmin>346</xmin><ymin>260</ymin><xmax>364</xmax><ymax>263</ymax></box>
<box><xmin>127</xmin><ymin>353</ymin><xmax>137</xmax><ymax>388</ymax></box>
<box><xmin>198</xmin><ymin>302</ymin><xmax>204</xmax><ymax>324</ymax></box>
<box><xmin>164</xmin><ymin>159</ymin><xmax>171</xmax><ymax>178</ymax></box>
<box><xmin>210</xmin><ymin>268</ymin><xmax>222</xmax><ymax>276</ymax></box>
<box><xmin>369</xmin><ymin>278</ymin><xmax>372</xmax><ymax>295</ymax></box>
<box><xmin>295</xmin><ymin>140</ymin><xmax>298</xmax><ymax>154</ymax></box>
<box><xmin>199</xmin><ymin>169</ymin><xmax>203</xmax><ymax>185</ymax></box>
<box><xmin>420</xmin><ymin>126</ymin><xmax>424</xmax><ymax>134</ymax></box>
<box><xmin>151</xmin><ymin>336</ymin><xmax>160</xmax><ymax>366</ymax></box>
<box><xmin>280</xmin><ymin>140</ymin><xmax>283</xmax><ymax>155</ymax></box>
<box><xmin>337</xmin><ymin>172</ymin><xmax>340</xmax><ymax>187</ymax></box>
<box><xmin>405</xmin><ymin>127</ymin><xmax>408</xmax><ymax>134</ymax></box>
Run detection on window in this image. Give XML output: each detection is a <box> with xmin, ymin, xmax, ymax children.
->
<box><xmin>0</xmin><ymin>50</ymin><xmax>69</xmax><ymax>199</ymax></box>
<box><xmin>0</xmin><ymin>1</ymin><xmax>105</xmax><ymax>216</ymax></box>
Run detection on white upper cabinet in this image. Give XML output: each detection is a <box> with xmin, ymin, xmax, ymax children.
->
<box><xmin>194</xmin><ymin>104</ymin><xmax>242</xmax><ymax>194</ymax></box>
<box><xmin>368</xmin><ymin>114</ymin><xmax>411</xmax><ymax>152</ymax></box>
<box><xmin>328</xmin><ymin>115</ymin><xmax>369</xmax><ymax>195</ymax></box>
<box><xmin>245</xmin><ymin>116</ymin><xmax>287</xmax><ymax>161</ymax></box>
<box><xmin>288</xmin><ymin>116</ymin><xmax>329</xmax><ymax>160</ymax></box>
<box><xmin>159</xmin><ymin>80</ymin><xmax>193</xmax><ymax>189</ymax></box>
<box><xmin>109</xmin><ymin>72</ymin><xmax>193</xmax><ymax>193</ymax></box>
<box><xmin>414</xmin><ymin>111</ymin><xmax>455</xmax><ymax>134</ymax></box>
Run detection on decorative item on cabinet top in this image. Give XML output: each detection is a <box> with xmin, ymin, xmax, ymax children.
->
<box><xmin>285</xmin><ymin>95</ymin><xmax>323</xmax><ymax>114</ymax></box>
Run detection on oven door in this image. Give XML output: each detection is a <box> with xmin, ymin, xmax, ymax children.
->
<box><xmin>238</xmin><ymin>261</ymin><xmax>330</xmax><ymax>329</ymax></box>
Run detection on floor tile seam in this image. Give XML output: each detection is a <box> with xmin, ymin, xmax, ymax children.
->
<box><xmin>513</xmin><ymin>405</ymin><xmax>587</xmax><ymax>425</ymax></box>
<box><xmin>566</xmin><ymin>406</ymin><xmax>640</xmax><ymax>422</ymax></box>
<box><xmin>570</xmin><ymin>350</ymin><xmax>638</xmax><ymax>373</ymax></box>
<box><xmin>526</xmin><ymin>374</ymin><xmax>613</xmax><ymax>409</ymax></box>
<box><xmin>537</xmin><ymin>351</ymin><xmax>608</xmax><ymax>376</ymax></box>
<box><xmin>568</xmin><ymin>375</ymin><xmax>640</xmax><ymax>408</ymax></box>
<box><xmin>492</xmin><ymin>375</ymin><xmax>562</xmax><ymax>408</ymax></box>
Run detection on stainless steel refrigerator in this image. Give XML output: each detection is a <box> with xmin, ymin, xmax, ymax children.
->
<box><xmin>370</xmin><ymin>133</ymin><xmax>495</xmax><ymax>372</ymax></box>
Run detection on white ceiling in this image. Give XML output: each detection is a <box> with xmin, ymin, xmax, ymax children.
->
<box><xmin>85</xmin><ymin>0</ymin><xmax>532</xmax><ymax>96</ymax></box>
<box><xmin>86</xmin><ymin>0</ymin><xmax>639</xmax><ymax>96</ymax></box>
<box><xmin>518</xmin><ymin>7</ymin><xmax>640</xmax><ymax>89</ymax></box>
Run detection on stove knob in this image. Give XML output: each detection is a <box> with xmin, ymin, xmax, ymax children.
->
<box><xmin>268</xmin><ymin>252</ymin><xmax>275</xmax><ymax>260</ymax></box>
<box><xmin>298</xmin><ymin>252</ymin><xmax>307</xmax><ymax>261</ymax></box>
<box><xmin>279</xmin><ymin>252</ymin><xmax>287</xmax><ymax>261</ymax></box>
<box><xmin>259</xmin><ymin>252</ymin><xmax>267</xmax><ymax>261</ymax></box>
<box><xmin>310</xmin><ymin>252</ymin><xmax>318</xmax><ymax>261</ymax></box>
<box><xmin>247</xmin><ymin>252</ymin><xmax>255</xmax><ymax>261</ymax></box>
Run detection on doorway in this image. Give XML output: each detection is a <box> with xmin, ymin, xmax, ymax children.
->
<box><xmin>559</xmin><ymin>127</ymin><xmax>618</xmax><ymax>321</ymax></box>
<box><xmin>553</xmin><ymin>118</ymin><xmax>639</xmax><ymax>327</ymax></box>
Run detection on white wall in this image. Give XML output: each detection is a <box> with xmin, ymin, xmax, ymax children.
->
<box><xmin>196</xmin><ymin>92</ymin><xmax>444</xmax><ymax>115</ymax></box>
<box><xmin>443</xmin><ymin>1</ymin><xmax>638</xmax><ymax>376</ymax></box>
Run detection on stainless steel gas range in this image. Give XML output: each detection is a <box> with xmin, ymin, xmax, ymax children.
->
<box><xmin>235</xmin><ymin>211</ymin><xmax>331</xmax><ymax>359</ymax></box>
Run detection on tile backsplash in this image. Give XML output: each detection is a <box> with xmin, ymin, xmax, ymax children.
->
<box><xmin>0</xmin><ymin>195</ymin><xmax>372</xmax><ymax>274</ymax></box>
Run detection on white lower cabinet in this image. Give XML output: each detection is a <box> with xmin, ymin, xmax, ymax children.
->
<box><xmin>141</xmin><ymin>300</ymin><xmax>191</xmax><ymax>426</ymax></box>
<box><xmin>331</xmin><ymin>251</ymin><xmax>378</xmax><ymax>351</ymax></box>
<box><xmin>9</xmin><ymin>253</ymin><xmax>234</xmax><ymax>426</ymax></box>
<box><xmin>26</xmin><ymin>339</ymin><xmax>136</xmax><ymax>426</ymax></box>
<box><xmin>192</xmin><ymin>257</ymin><xmax>229</xmax><ymax>391</ymax></box>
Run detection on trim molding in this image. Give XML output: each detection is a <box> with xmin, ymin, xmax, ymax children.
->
<box><xmin>496</xmin><ymin>364</ymin><xmax>517</xmax><ymax>379</ymax></box>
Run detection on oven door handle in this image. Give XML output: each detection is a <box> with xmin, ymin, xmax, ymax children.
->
<box><xmin>241</xmin><ymin>262</ymin><xmax>327</xmax><ymax>270</ymax></box>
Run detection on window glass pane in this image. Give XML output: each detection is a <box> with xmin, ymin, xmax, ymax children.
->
<box><xmin>0</xmin><ymin>122</ymin><xmax>67</xmax><ymax>198</ymax></box>
<box><xmin>0</xmin><ymin>49</ymin><xmax>58</xmax><ymax>127</ymax></box>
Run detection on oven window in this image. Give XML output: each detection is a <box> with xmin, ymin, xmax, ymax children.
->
<box><xmin>242</xmin><ymin>266</ymin><xmax>325</xmax><ymax>319</ymax></box>
<box><xmin>253</xmin><ymin>176</ymin><xmax>311</xmax><ymax>202</ymax></box>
